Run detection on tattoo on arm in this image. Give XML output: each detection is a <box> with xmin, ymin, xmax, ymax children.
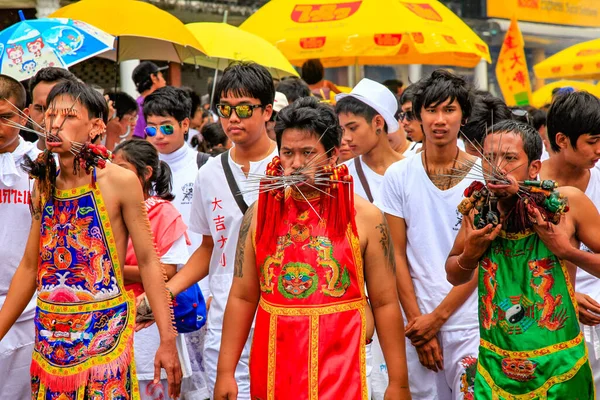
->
<box><xmin>376</xmin><ymin>218</ymin><xmax>396</xmax><ymax>273</ymax></box>
<box><xmin>30</xmin><ymin>183</ymin><xmax>41</xmax><ymax>221</ymax></box>
<box><xmin>234</xmin><ymin>205</ymin><xmax>255</xmax><ymax>278</ymax></box>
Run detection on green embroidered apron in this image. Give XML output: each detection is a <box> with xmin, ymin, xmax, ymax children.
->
<box><xmin>475</xmin><ymin>230</ymin><xmax>594</xmax><ymax>399</ymax></box>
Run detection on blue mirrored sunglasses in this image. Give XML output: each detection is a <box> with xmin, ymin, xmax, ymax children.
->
<box><xmin>145</xmin><ymin>124</ymin><xmax>175</xmax><ymax>137</ymax></box>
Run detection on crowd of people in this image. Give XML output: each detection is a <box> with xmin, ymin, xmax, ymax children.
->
<box><xmin>0</xmin><ymin>58</ymin><xmax>600</xmax><ymax>400</ymax></box>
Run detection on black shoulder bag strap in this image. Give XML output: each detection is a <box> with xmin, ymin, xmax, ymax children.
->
<box><xmin>354</xmin><ymin>157</ymin><xmax>374</xmax><ymax>203</ymax></box>
<box><xmin>196</xmin><ymin>152</ymin><xmax>211</xmax><ymax>169</ymax></box>
<box><xmin>221</xmin><ymin>150</ymin><xmax>249</xmax><ymax>214</ymax></box>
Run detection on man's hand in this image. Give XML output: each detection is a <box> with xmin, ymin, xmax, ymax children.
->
<box><xmin>462</xmin><ymin>210</ymin><xmax>502</xmax><ymax>262</ymax></box>
<box><xmin>405</xmin><ymin>313</ymin><xmax>445</xmax><ymax>347</ymax></box>
<box><xmin>154</xmin><ymin>340</ymin><xmax>182</xmax><ymax>399</ymax></box>
<box><xmin>214</xmin><ymin>374</ymin><xmax>238</xmax><ymax>399</ymax></box>
<box><xmin>576</xmin><ymin>292</ymin><xmax>600</xmax><ymax>326</ymax></box>
<box><xmin>415</xmin><ymin>337</ymin><xmax>444</xmax><ymax>372</ymax></box>
<box><xmin>529</xmin><ymin>207</ymin><xmax>572</xmax><ymax>259</ymax></box>
<box><xmin>384</xmin><ymin>384</ymin><xmax>412</xmax><ymax>400</ymax></box>
<box><xmin>135</xmin><ymin>294</ymin><xmax>155</xmax><ymax>332</ymax></box>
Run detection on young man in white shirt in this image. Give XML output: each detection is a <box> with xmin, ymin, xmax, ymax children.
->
<box><xmin>336</xmin><ymin>78</ymin><xmax>405</xmax><ymax>399</ymax></box>
<box><xmin>379</xmin><ymin>70</ymin><xmax>482</xmax><ymax>399</ymax></box>
<box><xmin>165</xmin><ymin>62</ymin><xmax>278</xmax><ymax>399</ymax></box>
<box><xmin>336</xmin><ymin>78</ymin><xmax>404</xmax><ymax>204</ymax></box>
<box><xmin>143</xmin><ymin>86</ymin><xmax>204</xmax><ymax>252</ymax></box>
<box><xmin>539</xmin><ymin>90</ymin><xmax>600</xmax><ymax>393</ymax></box>
<box><xmin>0</xmin><ymin>74</ymin><xmax>41</xmax><ymax>398</ymax></box>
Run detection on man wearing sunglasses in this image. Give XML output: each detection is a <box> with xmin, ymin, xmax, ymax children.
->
<box><xmin>394</xmin><ymin>85</ymin><xmax>423</xmax><ymax>156</ymax></box>
<box><xmin>164</xmin><ymin>62</ymin><xmax>278</xmax><ymax>400</ymax></box>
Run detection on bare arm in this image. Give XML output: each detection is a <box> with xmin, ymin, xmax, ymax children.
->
<box><xmin>124</xmin><ymin>263</ymin><xmax>177</xmax><ymax>285</ymax></box>
<box><xmin>214</xmin><ymin>205</ymin><xmax>259</xmax><ymax>398</ymax></box>
<box><xmin>446</xmin><ymin>211</ymin><xmax>501</xmax><ymax>286</ymax></box>
<box><xmin>0</xmin><ymin>189</ymin><xmax>41</xmax><ymax>340</ymax></box>
<box><xmin>531</xmin><ymin>188</ymin><xmax>600</xmax><ymax>276</ymax></box>
<box><xmin>446</xmin><ymin>219</ymin><xmax>477</xmax><ymax>286</ymax></box>
<box><xmin>385</xmin><ymin>213</ymin><xmax>422</xmax><ymax>322</ymax></box>
<box><xmin>120</xmin><ymin>171</ymin><xmax>181</xmax><ymax>398</ymax></box>
<box><xmin>326</xmin><ymin>80</ymin><xmax>342</xmax><ymax>94</ymax></box>
<box><xmin>365</xmin><ymin>212</ymin><xmax>410</xmax><ymax>396</ymax></box>
<box><xmin>166</xmin><ymin>235</ymin><xmax>213</xmax><ymax>296</ymax></box>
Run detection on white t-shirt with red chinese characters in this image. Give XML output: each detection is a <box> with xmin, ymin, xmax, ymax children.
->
<box><xmin>0</xmin><ymin>139</ymin><xmax>40</xmax><ymax>377</ymax></box>
<box><xmin>188</xmin><ymin>147</ymin><xmax>278</xmax><ymax>331</ymax></box>
<box><xmin>0</xmin><ymin>139</ymin><xmax>39</xmax><ymax>321</ymax></box>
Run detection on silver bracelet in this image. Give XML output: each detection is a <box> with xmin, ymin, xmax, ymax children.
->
<box><xmin>457</xmin><ymin>256</ymin><xmax>477</xmax><ymax>271</ymax></box>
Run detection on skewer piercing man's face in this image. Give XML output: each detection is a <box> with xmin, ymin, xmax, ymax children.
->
<box><xmin>279</xmin><ymin>128</ymin><xmax>338</xmax><ymax>190</ymax></box>
<box><xmin>0</xmin><ymin>97</ymin><xmax>27</xmax><ymax>153</ymax></box>
<box><xmin>482</xmin><ymin>131</ymin><xmax>541</xmax><ymax>198</ymax></box>
<box><xmin>45</xmin><ymin>95</ymin><xmax>104</xmax><ymax>153</ymax></box>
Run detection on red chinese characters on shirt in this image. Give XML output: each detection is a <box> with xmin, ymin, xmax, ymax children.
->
<box><xmin>212</xmin><ymin>197</ymin><xmax>228</xmax><ymax>265</ymax></box>
<box><xmin>0</xmin><ymin>189</ymin><xmax>30</xmax><ymax>205</ymax></box>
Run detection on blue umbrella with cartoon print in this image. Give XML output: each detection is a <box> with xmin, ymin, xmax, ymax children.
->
<box><xmin>0</xmin><ymin>11</ymin><xmax>114</xmax><ymax>81</ymax></box>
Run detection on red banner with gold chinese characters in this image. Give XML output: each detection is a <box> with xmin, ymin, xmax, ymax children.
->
<box><xmin>495</xmin><ymin>17</ymin><xmax>532</xmax><ymax>106</ymax></box>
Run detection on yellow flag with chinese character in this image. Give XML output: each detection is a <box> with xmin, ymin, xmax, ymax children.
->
<box><xmin>495</xmin><ymin>17</ymin><xmax>532</xmax><ymax>106</ymax></box>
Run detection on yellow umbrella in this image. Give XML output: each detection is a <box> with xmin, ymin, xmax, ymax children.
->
<box><xmin>240</xmin><ymin>0</ymin><xmax>490</xmax><ymax>68</ymax></box>
<box><xmin>531</xmin><ymin>80</ymin><xmax>600</xmax><ymax>108</ymax></box>
<box><xmin>183</xmin><ymin>23</ymin><xmax>298</xmax><ymax>79</ymax></box>
<box><xmin>534</xmin><ymin>39</ymin><xmax>600</xmax><ymax>80</ymax></box>
<box><xmin>50</xmin><ymin>0</ymin><xmax>204</xmax><ymax>62</ymax></box>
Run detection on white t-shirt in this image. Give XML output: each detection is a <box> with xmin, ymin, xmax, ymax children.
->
<box><xmin>404</xmin><ymin>142</ymin><xmax>422</xmax><ymax>158</ymax></box>
<box><xmin>576</xmin><ymin>166</ymin><xmax>600</xmax><ymax>301</ymax></box>
<box><xmin>0</xmin><ymin>139</ymin><xmax>40</xmax><ymax>322</ymax></box>
<box><xmin>134</xmin><ymin>234</ymin><xmax>192</xmax><ymax>381</ymax></box>
<box><xmin>159</xmin><ymin>144</ymin><xmax>208</xmax><ymax>294</ymax></box>
<box><xmin>377</xmin><ymin>152</ymin><xmax>482</xmax><ymax>331</ymax></box>
<box><xmin>189</xmin><ymin>148</ymin><xmax>278</xmax><ymax>331</ymax></box>
<box><xmin>345</xmin><ymin>156</ymin><xmax>385</xmax><ymax>204</ymax></box>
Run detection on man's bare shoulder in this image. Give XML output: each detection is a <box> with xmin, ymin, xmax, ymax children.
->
<box><xmin>354</xmin><ymin>194</ymin><xmax>383</xmax><ymax>223</ymax></box>
<box><xmin>97</xmin><ymin>162</ymin><xmax>139</xmax><ymax>187</ymax></box>
<box><xmin>557</xmin><ymin>185</ymin><xmax>586</xmax><ymax>198</ymax></box>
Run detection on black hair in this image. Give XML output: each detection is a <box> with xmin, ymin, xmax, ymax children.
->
<box><xmin>399</xmin><ymin>84</ymin><xmax>417</xmax><ymax>106</ymax></box>
<box><xmin>487</xmin><ymin>119</ymin><xmax>542</xmax><ymax>163</ymax></box>
<box><xmin>201</xmin><ymin>122</ymin><xmax>229</xmax><ymax>149</ymax></box>
<box><xmin>143</xmin><ymin>86</ymin><xmax>192</xmax><ymax>123</ymax></box>
<box><xmin>301</xmin><ymin>59</ymin><xmax>325</xmax><ymax>85</ymax></box>
<box><xmin>412</xmin><ymin>69</ymin><xmax>473</xmax><ymax>122</ymax></box>
<box><xmin>214</xmin><ymin>62</ymin><xmax>275</xmax><ymax>109</ymax></box>
<box><xmin>0</xmin><ymin>74</ymin><xmax>27</xmax><ymax>109</ymax></box>
<box><xmin>546</xmin><ymin>91</ymin><xmax>600</xmax><ymax>153</ymax></box>
<box><xmin>335</xmin><ymin>96</ymin><xmax>389</xmax><ymax>133</ymax></box>
<box><xmin>106</xmin><ymin>91</ymin><xmax>137</xmax><ymax>120</ymax></box>
<box><xmin>382</xmin><ymin>79</ymin><xmax>403</xmax><ymax>94</ymax></box>
<box><xmin>529</xmin><ymin>108</ymin><xmax>547</xmax><ymax>132</ymax></box>
<box><xmin>181</xmin><ymin>86</ymin><xmax>201</xmax><ymax>118</ymax></box>
<box><xmin>46</xmin><ymin>80</ymin><xmax>108</xmax><ymax>124</ymax></box>
<box><xmin>113</xmin><ymin>139</ymin><xmax>175</xmax><ymax>201</ymax></box>
<box><xmin>276</xmin><ymin>77</ymin><xmax>311</xmax><ymax>103</ymax></box>
<box><xmin>462</xmin><ymin>93</ymin><xmax>511</xmax><ymax>147</ymax></box>
<box><xmin>275</xmin><ymin>96</ymin><xmax>341</xmax><ymax>154</ymax></box>
<box><xmin>29</xmin><ymin>67</ymin><xmax>78</xmax><ymax>97</ymax></box>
